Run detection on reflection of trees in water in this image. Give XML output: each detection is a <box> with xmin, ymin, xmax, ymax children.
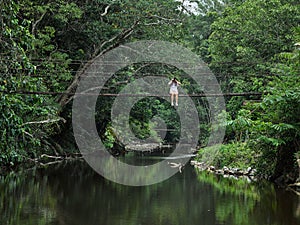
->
<box><xmin>45</xmin><ymin>161</ymin><xmax>219</xmax><ymax>225</ymax></box>
<box><xmin>0</xmin><ymin>170</ymin><xmax>58</xmax><ymax>225</ymax></box>
<box><xmin>196</xmin><ymin>171</ymin><xmax>300</xmax><ymax>225</ymax></box>
<box><xmin>1</xmin><ymin>162</ymin><xmax>300</xmax><ymax>225</ymax></box>
<box><xmin>0</xmin><ymin>162</ymin><xmax>216</xmax><ymax>225</ymax></box>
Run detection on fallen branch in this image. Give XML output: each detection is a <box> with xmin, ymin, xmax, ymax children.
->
<box><xmin>40</xmin><ymin>154</ymin><xmax>64</xmax><ymax>160</ymax></box>
<box><xmin>287</xmin><ymin>186</ymin><xmax>300</xmax><ymax>196</ymax></box>
<box><xmin>28</xmin><ymin>153</ymin><xmax>83</xmax><ymax>164</ymax></box>
<box><xmin>168</xmin><ymin>162</ymin><xmax>184</xmax><ymax>173</ymax></box>
<box><xmin>39</xmin><ymin>160</ymin><xmax>64</xmax><ymax>167</ymax></box>
<box><xmin>21</xmin><ymin>117</ymin><xmax>66</xmax><ymax>126</ymax></box>
<box><xmin>288</xmin><ymin>182</ymin><xmax>300</xmax><ymax>187</ymax></box>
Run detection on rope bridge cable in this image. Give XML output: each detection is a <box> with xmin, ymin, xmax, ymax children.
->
<box><xmin>0</xmin><ymin>89</ymin><xmax>263</xmax><ymax>97</ymax></box>
<box><xmin>2</xmin><ymin>70</ymin><xmax>283</xmax><ymax>77</ymax></box>
<box><xmin>0</xmin><ymin>58</ymin><xmax>269</xmax><ymax>64</ymax></box>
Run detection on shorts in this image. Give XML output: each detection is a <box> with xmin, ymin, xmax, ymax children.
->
<box><xmin>169</xmin><ymin>86</ymin><xmax>178</xmax><ymax>94</ymax></box>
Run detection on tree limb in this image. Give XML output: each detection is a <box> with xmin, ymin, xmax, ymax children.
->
<box><xmin>93</xmin><ymin>20</ymin><xmax>139</xmax><ymax>58</ymax></box>
<box><xmin>149</xmin><ymin>14</ymin><xmax>181</xmax><ymax>22</ymax></box>
<box><xmin>40</xmin><ymin>154</ymin><xmax>64</xmax><ymax>160</ymax></box>
<box><xmin>32</xmin><ymin>11</ymin><xmax>47</xmax><ymax>35</ymax></box>
<box><xmin>23</xmin><ymin>130</ymin><xmax>34</xmax><ymax>138</ymax></box>
<box><xmin>144</xmin><ymin>15</ymin><xmax>181</xmax><ymax>26</ymax></box>
<box><xmin>21</xmin><ymin>117</ymin><xmax>66</xmax><ymax>126</ymax></box>
<box><xmin>101</xmin><ymin>4</ymin><xmax>111</xmax><ymax>17</ymax></box>
<box><xmin>57</xmin><ymin>20</ymin><xmax>139</xmax><ymax>107</ymax></box>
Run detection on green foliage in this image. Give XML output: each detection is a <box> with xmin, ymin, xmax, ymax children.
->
<box><xmin>198</xmin><ymin>142</ymin><xmax>255</xmax><ymax>169</ymax></box>
<box><xmin>221</xmin><ymin>29</ymin><xmax>300</xmax><ymax>179</ymax></box>
<box><xmin>95</xmin><ymin>63</ymin><xmax>212</xmax><ymax>148</ymax></box>
<box><xmin>209</xmin><ymin>0</ymin><xmax>299</xmax><ymax>66</ymax></box>
<box><xmin>1</xmin><ymin>0</ymin><xmax>299</xmax><ymax>185</ymax></box>
<box><xmin>208</xmin><ymin>0</ymin><xmax>300</xmax><ymax>114</ymax></box>
<box><xmin>226</xmin><ymin>109</ymin><xmax>252</xmax><ymax>142</ymax></box>
<box><xmin>0</xmin><ymin>0</ymin><xmax>77</xmax><ymax>166</ymax></box>
<box><xmin>103</xmin><ymin>125</ymin><xmax>116</xmax><ymax>149</ymax></box>
<box><xmin>193</xmin><ymin>0</ymin><xmax>300</xmax><ymax>180</ymax></box>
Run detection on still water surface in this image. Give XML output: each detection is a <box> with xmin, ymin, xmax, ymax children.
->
<box><xmin>1</xmin><ymin>158</ymin><xmax>300</xmax><ymax>225</ymax></box>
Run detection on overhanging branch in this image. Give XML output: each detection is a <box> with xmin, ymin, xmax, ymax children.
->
<box><xmin>57</xmin><ymin>20</ymin><xmax>140</xmax><ymax>107</ymax></box>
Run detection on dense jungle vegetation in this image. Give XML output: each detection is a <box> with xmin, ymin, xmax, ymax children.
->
<box><xmin>0</xmin><ymin>0</ymin><xmax>299</xmax><ymax>184</ymax></box>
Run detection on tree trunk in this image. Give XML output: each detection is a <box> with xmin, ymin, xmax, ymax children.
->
<box><xmin>271</xmin><ymin>142</ymin><xmax>299</xmax><ymax>186</ymax></box>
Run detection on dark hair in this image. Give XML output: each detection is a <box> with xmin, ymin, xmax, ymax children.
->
<box><xmin>172</xmin><ymin>78</ymin><xmax>178</xmax><ymax>86</ymax></box>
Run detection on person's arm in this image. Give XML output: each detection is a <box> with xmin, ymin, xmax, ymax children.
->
<box><xmin>168</xmin><ymin>80</ymin><xmax>172</xmax><ymax>85</ymax></box>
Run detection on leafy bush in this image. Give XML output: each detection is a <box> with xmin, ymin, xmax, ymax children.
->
<box><xmin>197</xmin><ymin>142</ymin><xmax>256</xmax><ymax>169</ymax></box>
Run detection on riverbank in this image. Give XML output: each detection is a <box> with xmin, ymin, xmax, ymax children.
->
<box><xmin>0</xmin><ymin>152</ymin><xmax>83</xmax><ymax>176</ymax></box>
<box><xmin>190</xmin><ymin>159</ymin><xmax>300</xmax><ymax>196</ymax></box>
<box><xmin>193</xmin><ymin>142</ymin><xmax>300</xmax><ymax>195</ymax></box>
<box><xmin>191</xmin><ymin>160</ymin><xmax>256</xmax><ymax>178</ymax></box>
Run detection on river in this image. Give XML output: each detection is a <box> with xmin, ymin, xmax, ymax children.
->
<box><xmin>0</xmin><ymin>156</ymin><xmax>300</xmax><ymax>225</ymax></box>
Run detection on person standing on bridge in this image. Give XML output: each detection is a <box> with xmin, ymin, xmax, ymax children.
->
<box><xmin>168</xmin><ymin>77</ymin><xmax>181</xmax><ymax>106</ymax></box>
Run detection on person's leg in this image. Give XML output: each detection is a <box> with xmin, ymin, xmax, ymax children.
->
<box><xmin>175</xmin><ymin>94</ymin><xmax>178</xmax><ymax>106</ymax></box>
<box><xmin>170</xmin><ymin>94</ymin><xmax>174</xmax><ymax>105</ymax></box>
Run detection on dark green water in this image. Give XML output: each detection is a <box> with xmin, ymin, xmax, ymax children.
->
<box><xmin>0</xmin><ymin>159</ymin><xmax>300</xmax><ymax>225</ymax></box>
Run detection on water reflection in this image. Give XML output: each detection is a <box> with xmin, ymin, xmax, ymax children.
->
<box><xmin>0</xmin><ymin>159</ymin><xmax>300</xmax><ymax>225</ymax></box>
